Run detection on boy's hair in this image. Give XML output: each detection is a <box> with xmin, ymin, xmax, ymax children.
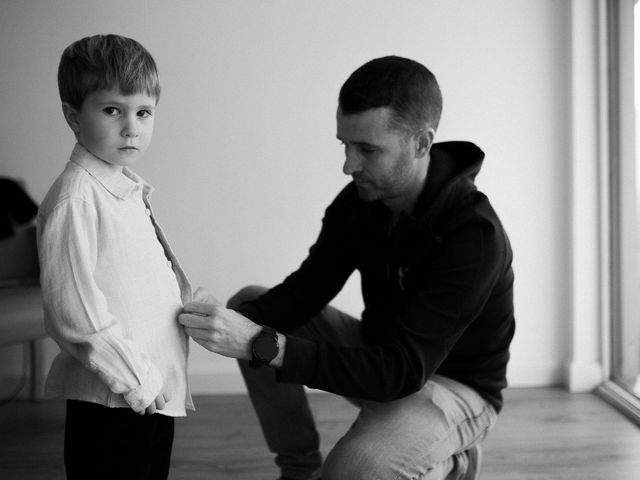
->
<box><xmin>58</xmin><ymin>34</ymin><xmax>161</xmax><ymax>110</ymax></box>
<box><xmin>338</xmin><ymin>55</ymin><xmax>442</xmax><ymax>135</ymax></box>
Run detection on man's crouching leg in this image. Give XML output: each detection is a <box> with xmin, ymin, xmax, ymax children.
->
<box><xmin>230</xmin><ymin>286</ymin><xmax>322</xmax><ymax>480</ymax></box>
<box><xmin>322</xmin><ymin>375</ymin><xmax>496</xmax><ymax>480</ymax></box>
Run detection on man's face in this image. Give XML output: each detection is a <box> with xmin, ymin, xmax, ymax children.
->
<box><xmin>336</xmin><ymin>107</ymin><xmax>425</xmax><ymax>208</ymax></box>
<box><xmin>64</xmin><ymin>88</ymin><xmax>156</xmax><ymax>168</ymax></box>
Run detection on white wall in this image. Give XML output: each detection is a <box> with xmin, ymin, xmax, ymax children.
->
<box><xmin>0</xmin><ymin>0</ymin><xmax>572</xmax><ymax>395</ymax></box>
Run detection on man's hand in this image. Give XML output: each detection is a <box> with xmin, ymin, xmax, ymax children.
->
<box><xmin>142</xmin><ymin>388</ymin><xmax>171</xmax><ymax>416</ymax></box>
<box><xmin>179</xmin><ymin>288</ymin><xmax>262</xmax><ymax>360</ymax></box>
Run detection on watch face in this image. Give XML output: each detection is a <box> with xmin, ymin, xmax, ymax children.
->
<box><xmin>254</xmin><ymin>333</ymin><xmax>278</xmax><ymax>363</ymax></box>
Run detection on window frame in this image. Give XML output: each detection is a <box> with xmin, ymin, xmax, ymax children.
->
<box><xmin>596</xmin><ymin>0</ymin><xmax>640</xmax><ymax>425</ymax></box>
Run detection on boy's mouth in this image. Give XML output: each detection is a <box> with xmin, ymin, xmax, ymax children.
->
<box><xmin>118</xmin><ymin>146</ymin><xmax>138</xmax><ymax>151</ymax></box>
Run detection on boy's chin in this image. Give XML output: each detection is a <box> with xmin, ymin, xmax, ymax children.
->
<box><xmin>100</xmin><ymin>151</ymin><xmax>143</xmax><ymax>168</ymax></box>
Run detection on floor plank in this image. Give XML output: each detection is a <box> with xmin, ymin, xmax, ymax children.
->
<box><xmin>1</xmin><ymin>388</ymin><xmax>639</xmax><ymax>479</ymax></box>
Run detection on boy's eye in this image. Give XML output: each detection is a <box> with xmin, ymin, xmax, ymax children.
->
<box><xmin>137</xmin><ymin>109</ymin><xmax>153</xmax><ymax>118</ymax></box>
<box><xmin>103</xmin><ymin>107</ymin><xmax>120</xmax><ymax>116</ymax></box>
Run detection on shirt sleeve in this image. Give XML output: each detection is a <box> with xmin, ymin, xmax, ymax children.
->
<box><xmin>39</xmin><ymin>197</ymin><xmax>162</xmax><ymax>413</ymax></box>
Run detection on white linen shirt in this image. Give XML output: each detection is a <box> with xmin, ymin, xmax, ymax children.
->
<box><xmin>37</xmin><ymin>144</ymin><xmax>194</xmax><ymax>416</ymax></box>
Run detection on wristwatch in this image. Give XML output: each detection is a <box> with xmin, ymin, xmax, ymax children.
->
<box><xmin>249</xmin><ymin>326</ymin><xmax>279</xmax><ymax>368</ymax></box>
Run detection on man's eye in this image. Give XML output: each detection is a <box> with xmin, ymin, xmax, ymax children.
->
<box><xmin>103</xmin><ymin>107</ymin><xmax>119</xmax><ymax>116</ymax></box>
<box><xmin>138</xmin><ymin>109</ymin><xmax>152</xmax><ymax>118</ymax></box>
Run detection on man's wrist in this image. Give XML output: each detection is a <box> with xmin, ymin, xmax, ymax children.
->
<box><xmin>245</xmin><ymin>322</ymin><xmax>262</xmax><ymax>360</ymax></box>
<box><xmin>248</xmin><ymin>325</ymin><xmax>282</xmax><ymax>368</ymax></box>
<box><xmin>270</xmin><ymin>333</ymin><xmax>286</xmax><ymax>368</ymax></box>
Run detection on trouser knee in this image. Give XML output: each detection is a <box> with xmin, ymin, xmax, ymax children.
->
<box><xmin>226</xmin><ymin>285</ymin><xmax>268</xmax><ymax>309</ymax></box>
<box><xmin>323</xmin><ymin>436</ymin><xmax>447</xmax><ymax>480</ymax></box>
<box><xmin>322</xmin><ymin>441</ymin><xmax>384</xmax><ymax>480</ymax></box>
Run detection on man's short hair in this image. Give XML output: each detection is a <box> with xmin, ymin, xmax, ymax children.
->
<box><xmin>58</xmin><ymin>34</ymin><xmax>161</xmax><ymax>110</ymax></box>
<box><xmin>338</xmin><ymin>56</ymin><xmax>442</xmax><ymax>134</ymax></box>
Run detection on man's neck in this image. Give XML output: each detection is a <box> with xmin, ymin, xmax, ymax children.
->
<box><xmin>386</xmin><ymin>155</ymin><xmax>430</xmax><ymax>221</ymax></box>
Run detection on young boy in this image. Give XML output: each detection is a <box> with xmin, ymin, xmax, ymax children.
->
<box><xmin>37</xmin><ymin>34</ymin><xmax>193</xmax><ymax>479</ymax></box>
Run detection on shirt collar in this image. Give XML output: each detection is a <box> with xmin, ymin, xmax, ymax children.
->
<box><xmin>69</xmin><ymin>143</ymin><xmax>154</xmax><ymax>199</ymax></box>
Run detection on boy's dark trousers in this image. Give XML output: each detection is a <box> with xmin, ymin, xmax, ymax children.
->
<box><xmin>64</xmin><ymin>399</ymin><xmax>175</xmax><ymax>480</ymax></box>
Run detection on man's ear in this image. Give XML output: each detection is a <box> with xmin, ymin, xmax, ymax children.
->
<box><xmin>415</xmin><ymin>127</ymin><xmax>435</xmax><ymax>158</ymax></box>
<box><xmin>61</xmin><ymin>102</ymin><xmax>80</xmax><ymax>135</ymax></box>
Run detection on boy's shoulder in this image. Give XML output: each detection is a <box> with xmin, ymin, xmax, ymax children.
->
<box><xmin>40</xmin><ymin>145</ymin><xmax>113</xmax><ymax>217</ymax></box>
<box><xmin>40</xmin><ymin>144</ymin><xmax>142</xmax><ymax>216</ymax></box>
<box><xmin>41</xmin><ymin>159</ymin><xmax>98</xmax><ymax>212</ymax></box>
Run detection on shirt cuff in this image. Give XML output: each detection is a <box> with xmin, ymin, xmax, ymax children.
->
<box><xmin>123</xmin><ymin>364</ymin><xmax>163</xmax><ymax>414</ymax></box>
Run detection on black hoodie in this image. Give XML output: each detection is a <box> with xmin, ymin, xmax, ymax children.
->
<box><xmin>237</xmin><ymin>141</ymin><xmax>515</xmax><ymax>413</ymax></box>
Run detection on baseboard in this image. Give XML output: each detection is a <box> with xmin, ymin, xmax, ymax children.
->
<box><xmin>0</xmin><ymin>372</ymin><xmax>31</xmax><ymax>399</ymax></box>
<box><xmin>0</xmin><ymin>363</ymin><xmax>569</xmax><ymax>399</ymax></box>
<box><xmin>562</xmin><ymin>360</ymin><xmax>604</xmax><ymax>392</ymax></box>
<box><xmin>188</xmin><ymin>361</ymin><xmax>566</xmax><ymax>396</ymax></box>
<box><xmin>505</xmin><ymin>361</ymin><xmax>564</xmax><ymax>388</ymax></box>
<box><xmin>189</xmin><ymin>370</ymin><xmax>248</xmax><ymax>395</ymax></box>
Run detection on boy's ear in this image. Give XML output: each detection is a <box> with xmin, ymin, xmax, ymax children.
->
<box><xmin>61</xmin><ymin>102</ymin><xmax>80</xmax><ymax>135</ymax></box>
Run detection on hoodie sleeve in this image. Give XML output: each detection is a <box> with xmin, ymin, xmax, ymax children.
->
<box><xmin>278</xmin><ymin>215</ymin><xmax>510</xmax><ymax>402</ymax></box>
<box><xmin>235</xmin><ymin>186</ymin><xmax>358</xmax><ymax>331</ymax></box>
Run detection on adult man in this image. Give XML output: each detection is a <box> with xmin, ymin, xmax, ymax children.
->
<box><xmin>179</xmin><ymin>56</ymin><xmax>515</xmax><ymax>480</ymax></box>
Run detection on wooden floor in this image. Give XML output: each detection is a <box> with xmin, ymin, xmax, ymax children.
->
<box><xmin>1</xmin><ymin>387</ymin><xmax>640</xmax><ymax>479</ymax></box>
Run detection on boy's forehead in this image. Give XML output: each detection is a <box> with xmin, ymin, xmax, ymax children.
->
<box><xmin>87</xmin><ymin>88</ymin><xmax>157</xmax><ymax>106</ymax></box>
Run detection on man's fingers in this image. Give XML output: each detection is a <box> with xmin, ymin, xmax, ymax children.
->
<box><xmin>183</xmin><ymin>325</ymin><xmax>218</xmax><ymax>347</ymax></box>
<box><xmin>179</xmin><ymin>311</ymin><xmax>217</xmax><ymax>329</ymax></box>
<box><xmin>182</xmin><ymin>300</ymin><xmax>216</xmax><ymax>317</ymax></box>
<box><xmin>194</xmin><ymin>287</ymin><xmax>223</xmax><ymax>306</ymax></box>
<box><xmin>182</xmin><ymin>325</ymin><xmax>200</xmax><ymax>338</ymax></box>
<box><xmin>192</xmin><ymin>336</ymin><xmax>213</xmax><ymax>351</ymax></box>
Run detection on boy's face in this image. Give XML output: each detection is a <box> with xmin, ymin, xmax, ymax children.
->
<box><xmin>63</xmin><ymin>88</ymin><xmax>157</xmax><ymax>168</ymax></box>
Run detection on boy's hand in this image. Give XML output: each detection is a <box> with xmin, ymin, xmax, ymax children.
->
<box><xmin>141</xmin><ymin>388</ymin><xmax>172</xmax><ymax>416</ymax></box>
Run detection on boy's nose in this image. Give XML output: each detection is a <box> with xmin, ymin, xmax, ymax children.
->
<box><xmin>121</xmin><ymin>119</ymin><xmax>139</xmax><ymax>137</ymax></box>
<box><xmin>122</xmin><ymin>128</ymin><xmax>138</xmax><ymax>138</ymax></box>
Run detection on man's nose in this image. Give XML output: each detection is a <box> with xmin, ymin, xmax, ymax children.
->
<box><xmin>342</xmin><ymin>147</ymin><xmax>362</xmax><ymax>175</ymax></box>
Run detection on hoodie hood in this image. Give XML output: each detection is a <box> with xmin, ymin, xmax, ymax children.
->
<box><xmin>382</xmin><ymin>141</ymin><xmax>487</xmax><ymax>262</ymax></box>
<box><xmin>416</xmin><ymin>141</ymin><xmax>485</xmax><ymax>222</ymax></box>
<box><xmin>338</xmin><ymin>141</ymin><xmax>487</xmax><ymax>249</ymax></box>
